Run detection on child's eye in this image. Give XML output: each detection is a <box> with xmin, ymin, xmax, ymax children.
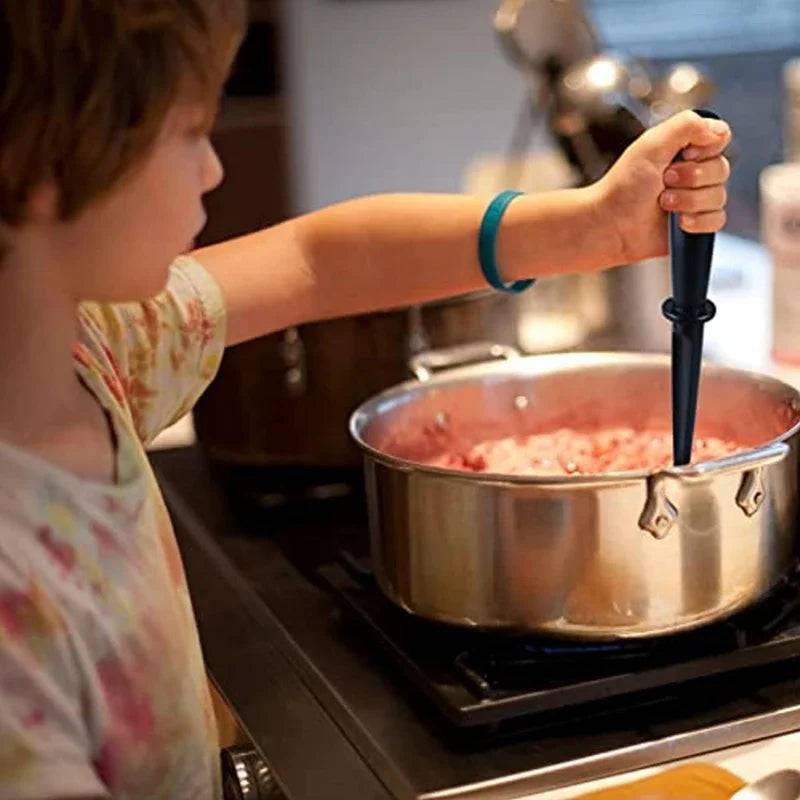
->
<box><xmin>178</xmin><ymin>103</ymin><xmax>217</xmax><ymax>140</ymax></box>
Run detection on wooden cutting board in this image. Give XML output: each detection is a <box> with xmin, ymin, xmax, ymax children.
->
<box><xmin>577</xmin><ymin>763</ymin><xmax>746</xmax><ymax>799</ymax></box>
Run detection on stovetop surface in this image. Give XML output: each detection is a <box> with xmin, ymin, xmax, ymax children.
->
<box><xmin>154</xmin><ymin>448</ymin><xmax>800</xmax><ymax>800</ymax></box>
<box><xmin>320</xmin><ymin>555</ymin><xmax>800</xmax><ymax>731</ymax></box>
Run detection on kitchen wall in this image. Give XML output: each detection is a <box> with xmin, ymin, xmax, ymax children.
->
<box><xmin>282</xmin><ymin>0</ymin><xmax>547</xmax><ymax>212</ymax></box>
<box><xmin>282</xmin><ymin>1</ymin><xmax>795</xmax><ymax>239</ymax></box>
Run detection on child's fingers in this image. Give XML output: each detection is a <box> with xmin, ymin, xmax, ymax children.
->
<box><xmin>678</xmin><ymin>210</ymin><xmax>727</xmax><ymax>234</ymax></box>
<box><xmin>681</xmin><ymin>133</ymin><xmax>732</xmax><ymax>162</ymax></box>
<box><xmin>664</xmin><ymin>156</ymin><xmax>730</xmax><ymax>189</ymax></box>
<box><xmin>638</xmin><ymin>110</ymin><xmax>731</xmax><ymax>164</ymax></box>
<box><xmin>659</xmin><ymin>185</ymin><xmax>727</xmax><ymax>214</ymax></box>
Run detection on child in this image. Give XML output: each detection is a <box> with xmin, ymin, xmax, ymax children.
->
<box><xmin>0</xmin><ymin>2</ymin><xmax>731</xmax><ymax>799</ymax></box>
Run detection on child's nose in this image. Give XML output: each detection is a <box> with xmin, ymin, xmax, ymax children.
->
<box><xmin>202</xmin><ymin>140</ymin><xmax>224</xmax><ymax>193</ymax></box>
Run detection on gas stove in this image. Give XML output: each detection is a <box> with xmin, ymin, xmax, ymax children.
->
<box><xmin>320</xmin><ymin>554</ymin><xmax>800</xmax><ymax>732</ymax></box>
<box><xmin>152</xmin><ymin>448</ymin><xmax>800</xmax><ymax>800</ymax></box>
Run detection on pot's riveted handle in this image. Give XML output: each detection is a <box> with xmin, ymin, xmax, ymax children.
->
<box><xmin>638</xmin><ymin>474</ymin><xmax>679</xmax><ymax>540</ymax></box>
<box><xmin>639</xmin><ymin>441</ymin><xmax>790</xmax><ymax>539</ymax></box>
<box><xmin>409</xmin><ymin>342</ymin><xmax>520</xmax><ymax>382</ymax></box>
<box><xmin>661</xmin><ymin>441</ymin><xmax>790</xmax><ymax>482</ymax></box>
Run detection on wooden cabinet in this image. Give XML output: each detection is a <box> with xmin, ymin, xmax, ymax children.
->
<box><xmin>198</xmin><ymin>0</ymin><xmax>290</xmax><ymax>247</ymax></box>
<box><xmin>194</xmin><ymin>1</ymin><xmax>294</xmax><ymax>461</ymax></box>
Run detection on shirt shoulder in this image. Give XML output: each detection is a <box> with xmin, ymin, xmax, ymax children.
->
<box><xmin>75</xmin><ymin>257</ymin><xmax>227</xmax><ymax>444</ymax></box>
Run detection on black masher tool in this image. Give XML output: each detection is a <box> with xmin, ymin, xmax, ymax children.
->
<box><xmin>661</xmin><ymin>108</ymin><xmax>720</xmax><ymax>466</ymax></box>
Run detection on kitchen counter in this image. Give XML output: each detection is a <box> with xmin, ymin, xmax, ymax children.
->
<box><xmin>155</xmin><ymin>458</ymin><xmax>395</xmax><ymax>800</ymax></box>
<box><xmin>532</xmin><ymin>733</ymin><xmax>800</xmax><ymax>798</ymax></box>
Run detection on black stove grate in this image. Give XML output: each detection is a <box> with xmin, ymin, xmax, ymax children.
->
<box><xmin>319</xmin><ymin>556</ymin><xmax>800</xmax><ymax>730</ymax></box>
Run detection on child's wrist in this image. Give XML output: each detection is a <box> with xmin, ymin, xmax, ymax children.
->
<box><xmin>587</xmin><ymin>180</ymin><xmax>628</xmax><ymax>268</ymax></box>
<box><xmin>478</xmin><ymin>192</ymin><xmax>535</xmax><ymax>293</ymax></box>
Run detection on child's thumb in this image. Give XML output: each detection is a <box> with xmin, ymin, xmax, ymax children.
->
<box><xmin>636</xmin><ymin>110</ymin><xmax>730</xmax><ymax>165</ymax></box>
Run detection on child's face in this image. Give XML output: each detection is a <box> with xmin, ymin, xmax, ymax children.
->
<box><xmin>56</xmin><ymin>103</ymin><xmax>223</xmax><ymax>303</ymax></box>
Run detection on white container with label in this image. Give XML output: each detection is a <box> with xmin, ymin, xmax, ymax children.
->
<box><xmin>761</xmin><ymin>163</ymin><xmax>800</xmax><ymax>364</ymax></box>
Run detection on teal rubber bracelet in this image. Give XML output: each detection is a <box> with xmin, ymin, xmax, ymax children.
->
<box><xmin>478</xmin><ymin>190</ymin><xmax>535</xmax><ymax>294</ymax></box>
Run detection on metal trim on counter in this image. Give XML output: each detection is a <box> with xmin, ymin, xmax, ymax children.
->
<box><xmin>419</xmin><ymin>703</ymin><xmax>800</xmax><ymax>799</ymax></box>
<box><xmin>159</xmin><ymin>478</ymin><xmax>395</xmax><ymax>800</ymax></box>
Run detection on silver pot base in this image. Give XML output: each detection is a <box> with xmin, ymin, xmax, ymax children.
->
<box><xmin>376</xmin><ymin>572</ymin><xmax>768</xmax><ymax>640</ymax></box>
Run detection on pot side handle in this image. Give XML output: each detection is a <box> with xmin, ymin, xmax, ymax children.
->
<box><xmin>639</xmin><ymin>441</ymin><xmax>790</xmax><ymax>539</ymax></box>
<box><xmin>409</xmin><ymin>342</ymin><xmax>521</xmax><ymax>382</ymax></box>
<box><xmin>659</xmin><ymin>441</ymin><xmax>790</xmax><ymax>482</ymax></box>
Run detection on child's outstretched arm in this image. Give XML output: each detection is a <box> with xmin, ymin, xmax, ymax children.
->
<box><xmin>194</xmin><ymin>111</ymin><xmax>731</xmax><ymax>346</ymax></box>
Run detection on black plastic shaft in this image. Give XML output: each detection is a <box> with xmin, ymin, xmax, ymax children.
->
<box><xmin>662</xmin><ymin>108</ymin><xmax>720</xmax><ymax>466</ymax></box>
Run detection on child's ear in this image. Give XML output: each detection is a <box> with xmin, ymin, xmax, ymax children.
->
<box><xmin>25</xmin><ymin>181</ymin><xmax>59</xmax><ymax>224</ymax></box>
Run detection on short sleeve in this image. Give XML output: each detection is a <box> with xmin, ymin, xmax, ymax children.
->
<box><xmin>78</xmin><ymin>257</ymin><xmax>227</xmax><ymax>445</ymax></box>
<box><xmin>0</xmin><ymin>568</ymin><xmax>109</xmax><ymax>799</ymax></box>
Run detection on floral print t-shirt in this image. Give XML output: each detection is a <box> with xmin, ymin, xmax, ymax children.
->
<box><xmin>0</xmin><ymin>257</ymin><xmax>226</xmax><ymax>799</ymax></box>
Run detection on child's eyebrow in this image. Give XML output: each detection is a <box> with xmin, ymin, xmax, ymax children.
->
<box><xmin>160</xmin><ymin>101</ymin><xmax>216</xmax><ymax>135</ymax></box>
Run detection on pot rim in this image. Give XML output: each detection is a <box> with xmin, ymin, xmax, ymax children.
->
<box><xmin>348</xmin><ymin>351</ymin><xmax>800</xmax><ymax>487</ymax></box>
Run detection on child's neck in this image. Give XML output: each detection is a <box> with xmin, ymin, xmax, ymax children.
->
<box><xmin>0</xmin><ymin>246</ymin><xmax>116</xmax><ymax>482</ymax></box>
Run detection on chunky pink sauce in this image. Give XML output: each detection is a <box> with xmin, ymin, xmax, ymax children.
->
<box><xmin>423</xmin><ymin>427</ymin><xmax>743</xmax><ymax>476</ymax></box>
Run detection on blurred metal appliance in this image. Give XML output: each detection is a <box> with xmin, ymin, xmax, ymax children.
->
<box><xmin>493</xmin><ymin>0</ymin><xmax>717</xmax><ymax>354</ymax></box>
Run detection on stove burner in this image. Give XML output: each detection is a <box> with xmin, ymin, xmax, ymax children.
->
<box><xmin>454</xmin><ymin>639</ymin><xmax>660</xmax><ymax>697</ymax></box>
<box><xmin>456</xmin><ymin>574</ymin><xmax>800</xmax><ymax>694</ymax></box>
<box><xmin>321</xmin><ymin>554</ymin><xmax>800</xmax><ymax>730</ymax></box>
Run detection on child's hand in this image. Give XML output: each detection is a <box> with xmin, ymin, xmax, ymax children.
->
<box><xmin>594</xmin><ymin>110</ymin><xmax>732</xmax><ymax>265</ymax></box>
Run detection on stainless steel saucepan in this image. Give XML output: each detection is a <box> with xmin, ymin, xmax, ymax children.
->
<box><xmin>350</xmin><ymin>348</ymin><xmax>800</xmax><ymax>639</ymax></box>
